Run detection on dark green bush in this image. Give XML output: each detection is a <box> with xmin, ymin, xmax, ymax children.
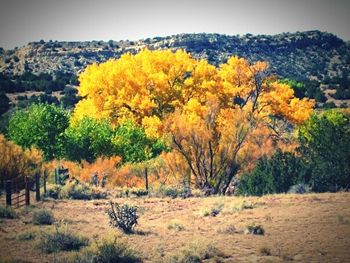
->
<box><xmin>288</xmin><ymin>183</ymin><xmax>311</xmax><ymax>194</ymax></box>
<box><xmin>33</xmin><ymin>209</ymin><xmax>54</xmax><ymax>225</ymax></box>
<box><xmin>298</xmin><ymin>111</ymin><xmax>350</xmax><ymax>192</ymax></box>
<box><xmin>45</xmin><ymin>185</ymin><xmax>62</xmax><ymax>199</ymax></box>
<box><xmin>93</xmin><ymin>238</ymin><xmax>141</xmax><ymax>263</ymax></box>
<box><xmin>157</xmin><ymin>186</ymin><xmax>179</xmax><ymax>198</ymax></box>
<box><xmin>245</xmin><ymin>224</ymin><xmax>265</xmax><ymax>235</ymax></box>
<box><xmin>237</xmin><ymin>150</ymin><xmax>308</xmax><ymax>196</ymax></box>
<box><xmin>69</xmin><ymin>238</ymin><xmax>141</xmax><ymax>263</ymax></box>
<box><xmin>17</xmin><ymin>231</ymin><xmax>36</xmax><ymax>241</ymax></box>
<box><xmin>37</xmin><ymin>228</ymin><xmax>89</xmax><ymax>253</ymax></box>
<box><xmin>0</xmin><ymin>205</ymin><xmax>17</xmax><ymax>219</ymax></box>
<box><xmin>130</xmin><ymin>188</ymin><xmax>148</xmax><ymax>197</ymax></box>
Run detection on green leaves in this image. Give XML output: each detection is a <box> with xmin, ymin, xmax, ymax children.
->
<box><xmin>8</xmin><ymin>104</ymin><xmax>69</xmax><ymax>161</ymax></box>
<box><xmin>62</xmin><ymin>118</ymin><xmax>166</xmax><ymax>163</ymax></box>
<box><xmin>112</xmin><ymin>120</ymin><xmax>167</xmax><ymax>163</ymax></box>
<box><xmin>298</xmin><ymin>110</ymin><xmax>350</xmax><ymax>192</ymax></box>
<box><xmin>62</xmin><ymin>117</ymin><xmax>115</xmax><ymax>163</ymax></box>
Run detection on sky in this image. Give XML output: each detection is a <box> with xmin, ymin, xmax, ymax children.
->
<box><xmin>0</xmin><ymin>0</ymin><xmax>349</xmax><ymax>49</ymax></box>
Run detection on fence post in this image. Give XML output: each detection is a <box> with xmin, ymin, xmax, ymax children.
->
<box><xmin>25</xmin><ymin>176</ymin><xmax>30</xmax><ymax>206</ymax></box>
<box><xmin>54</xmin><ymin>168</ymin><xmax>58</xmax><ymax>184</ymax></box>
<box><xmin>43</xmin><ymin>170</ymin><xmax>47</xmax><ymax>195</ymax></box>
<box><xmin>35</xmin><ymin>173</ymin><xmax>40</xmax><ymax>201</ymax></box>
<box><xmin>5</xmin><ymin>180</ymin><xmax>11</xmax><ymax>206</ymax></box>
<box><xmin>144</xmin><ymin>167</ymin><xmax>149</xmax><ymax>193</ymax></box>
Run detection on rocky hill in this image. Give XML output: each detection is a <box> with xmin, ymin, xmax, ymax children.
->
<box><xmin>0</xmin><ymin>31</ymin><xmax>350</xmax><ymax>109</ymax></box>
<box><xmin>1</xmin><ymin>30</ymin><xmax>349</xmax><ymax>81</ymax></box>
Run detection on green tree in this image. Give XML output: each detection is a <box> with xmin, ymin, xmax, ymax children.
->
<box><xmin>62</xmin><ymin>117</ymin><xmax>116</xmax><ymax>163</ymax></box>
<box><xmin>8</xmin><ymin>104</ymin><xmax>69</xmax><ymax>160</ymax></box>
<box><xmin>298</xmin><ymin>110</ymin><xmax>350</xmax><ymax>192</ymax></box>
<box><xmin>113</xmin><ymin>120</ymin><xmax>167</xmax><ymax>163</ymax></box>
<box><xmin>237</xmin><ymin>150</ymin><xmax>307</xmax><ymax>196</ymax></box>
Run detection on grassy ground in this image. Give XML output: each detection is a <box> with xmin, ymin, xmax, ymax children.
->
<box><xmin>0</xmin><ymin>192</ymin><xmax>350</xmax><ymax>262</ymax></box>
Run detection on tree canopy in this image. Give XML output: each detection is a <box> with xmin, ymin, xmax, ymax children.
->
<box><xmin>71</xmin><ymin>49</ymin><xmax>314</xmax><ymax>193</ymax></box>
<box><xmin>8</xmin><ymin>104</ymin><xmax>69</xmax><ymax>161</ymax></box>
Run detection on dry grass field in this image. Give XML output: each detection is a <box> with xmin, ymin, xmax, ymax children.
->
<box><xmin>1</xmin><ymin>192</ymin><xmax>350</xmax><ymax>262</ymax></box>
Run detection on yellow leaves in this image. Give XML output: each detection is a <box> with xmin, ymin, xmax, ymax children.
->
<box><xmin>142</xmin><ymin>116</ymin><xmax>163</xmax><ymax>139</ymax></box>
<box><xmin>0</xmin><ymin>134</ymin><xmax>43</xmax><ymax>180</ymax></box>
<box><xmin>72</xmin><ymin>49</ymin><xmax>315</xmax><ymax>142</ymax></box>
<box><xmin>260</xmin><ymin>81</ymin><xmax>315</xmax><ymax>124</ymax></box>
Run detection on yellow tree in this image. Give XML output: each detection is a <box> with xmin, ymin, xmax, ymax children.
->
<box><xmin>166</xmin><ymin>56</ymin><xmax>314</xmax><ymax>193</ymax></box>
<box><xmin>72</xmin><ymin>50</ymin><xmax>314</xmax><ymax>194</ymax></box>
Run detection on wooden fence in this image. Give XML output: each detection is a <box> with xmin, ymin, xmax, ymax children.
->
<box><xmin>2</xmin><ymin>172</ymin><xmax>47</xmax><ymax>208</ymax></box>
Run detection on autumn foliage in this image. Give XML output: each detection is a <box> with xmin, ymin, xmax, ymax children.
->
<box><xmin>0</xmin><ymin>134</ymin><xmax>43</xmax><ymax>181</ymax></box>
<box><xmin>1</xmin><ymin>49</ymin><xmax>315</xmax><ymax>193</ymax></box>
<box><xmin>71</xmin><ymin>49</ymin><xmax>314</xmax><ymax>193</ymax></box>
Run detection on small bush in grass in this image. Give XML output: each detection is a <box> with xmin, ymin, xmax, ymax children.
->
<box><xmin>130</xmin><ymin>188</ymin><xmax>148</xmax><ymax>197</ymax></box>
<box><xmin>168</xmin><ymin>220</ymin><xmax>185</xmax><ymax>231</ymax></box>
<box><xmin>33</xmin><ymin>209</ymin><xmax>54</xmax><ymax>225</ymax></box>
<box><xmin>60</xmin><ymin>181</ymin><xmax>108</xmax><ymax>200</ymax></box>
<box><xmin>219</xmin><ymin>224</ymin><xmax>237</xmax><ymax>235</ymax></box>
<box><xmin>245</xmin><ymin>224</ymin><xmax>265</xmax><ymax>235</ymax></box>
<box><xmin>165</xmin><ymin>241</ymin><xmax>224</xmax><ymax>263</ymax></box>
<box><xmin>107</xmin><ymin>202</ymin><xmax>138</xmax><ymax>234</ymax></box>
<box><xmin>259</xmin><ymin>246</ymin><xmax>271</xmax><ymax>256</ymax></box>
<box><xmin>154</xmin><ymin>185</ymin><xmax>179</xmax><ymax>198</ymax></box>
<box><xmin>17</xmin><ymin>231</ymin><xmax>36</xmax><ymax>241</ymax></box>
<box><xmin>288</xmin><ymin>183</ymin><xmax>311</xmax><ymax>194</ymax></box>
<box><xmin>0</xmin><ymin>205</ymin><xmax>17</xmax><ymax>219</ymax></box>
<box><xmin>210</xmin><ymin>203</ymin><xmax>224</xmax><ymax>217</ymax></box>
<box><xmin>37</xmin><ymin>227</ymin><xmax>89</xmax><ymax>253</ymax></box>
<box><xmin>45</xmin><ymin>184</ymin><xmax>62</xmax><ymax>199</ymax></box>
<box><xmin>162</xmin><ymin>187</ymin><xmax>179</xmax><ymax>198</ymax></box>
<box><xmin>93</xmin><ymin>238</ymin><xmax>141</xmax><ymax>263</ymax></box>
<box><xmin>68</xmin><ymin>237</ymin><xmax>141</xmax><ymax>263</ymax></box>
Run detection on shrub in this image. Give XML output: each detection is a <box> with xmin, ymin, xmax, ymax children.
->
<box><xmin>107</xmin><ymin>202</ymin><xmax>138</xmax><ymax>234</ymax></box>
<box><xmin>94</xmin><ymin>238</ymin><xmax>141</xmax><ymax>263</ymax></box>
<box><xmin>0</xmin><ymin>134</ymin><xmax>43</xmax><ymax>182</ymax></box>
<box><xmin>45</xmin><ymin>184</ymin><xmax>62</xmax><ymax>199</ymax></box>
<box><xmin>37</xmin><ymin>228</ymin><xmax>89</xmax><ymax>253</ymax></box>
<box><xmin>221</xmin><ymin>224</ymin><xmax>237</xmax><ymax>235</ymax></box>
<box><xmin>237</xmin><ymin>150</ymin><xmax>307</xmax><ymax>196</ymax></box>
<box><xmin>156</xmin><ymin>186</ymin><xmax>179</xmax><ymax>198</ymax></box>
<box><xmin>0</xmin><ymin>205</ymin><xmax>17</xmax><ymax>219</ymax></box>
<box><xmin>245</xmin><ymin>224</ymin><xmax>265</xmax><ymax>235</ymax></box>
<box><xmin>60</xmin><ymin>181</ymin><xmax>108</xmax><ymax>200</ymax></box>
<box><xmin>168</xmin><ymin>220</ymin><xmax>185</xmax><ymax>231</ymax></box>
<box><xmin>17</xmin><ymin>231</ymin><xmax>36</xmax><ymax>241</ymax></box>
<box><xmin>259</xmin><ymin>246</ymin><xmax>271</xmax><ymax>256</ymax></box>
<box><xmin>298</xmin><ymin>111</ymin><xmax>350</xmax><ymax>192</ymax></box>
<box><xmin>210</xmin><ymin>203</ymin><xmax>224</xmax><ymax>217</ymax></box>
<box><xmin>130</xmin><ymin>188</ymin><xmax>148</xmax><ymax>197</ymax></box>
<box><xmin>165</xmin><ymin>241</ymin><xmax>224</xmax><ymax>263</ymax></box>
<box><xmin>33</xmin><ymin>209</ymin><xmax>54</xmax><ymax>225</ymax></box>
<box><xmin>288</xmin><ymin>183</ymin><xmax>312</xmax><ymax>194</ymax></box>
<box><xmin>68</xmin><ymin>238</ymin><xmax>142</xmax><ymax>263</ymax></box>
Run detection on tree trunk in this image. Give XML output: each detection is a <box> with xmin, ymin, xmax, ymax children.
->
<box><xmin>221</xmin><ymin>163</ymin><xmax>239</xmax><ymax>195</ymax></box>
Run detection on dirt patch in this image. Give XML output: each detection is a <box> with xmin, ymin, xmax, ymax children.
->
<box><xmin>1</xmin><ymin>192</ymin><xmax>350</xmax><ymax>262</ymax></box>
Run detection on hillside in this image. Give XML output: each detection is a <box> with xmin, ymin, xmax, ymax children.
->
<box><xmin>0</xmin><ymin>30</ymin><xmax>350</xmax><ymax>109</ymax></box>
<box><xmin>1</xmin><ymin>31</ymin><xmax>349</xmax><ymax>81</ymax></box>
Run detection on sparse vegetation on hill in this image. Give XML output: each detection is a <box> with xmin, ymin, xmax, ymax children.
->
<box><xmin>0</xmin><ymin>31</ymin><xmax>350</xmax><ymax>113</ymax></box>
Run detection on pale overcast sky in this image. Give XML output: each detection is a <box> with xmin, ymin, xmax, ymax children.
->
<box><xmin>0</xmin><ymin>0</ymin><xmax>349</xmax><ymax>49</ymax></box>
